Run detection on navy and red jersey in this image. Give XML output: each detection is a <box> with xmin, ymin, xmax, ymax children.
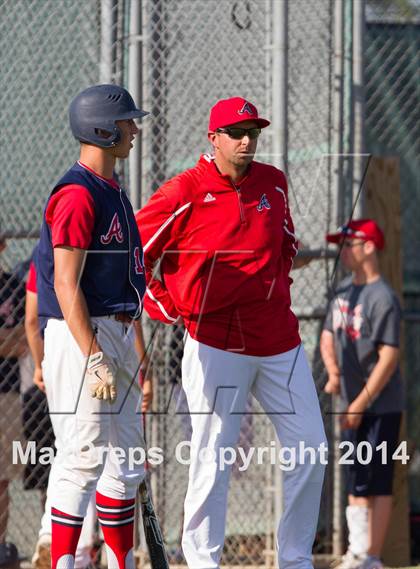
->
<box><xmin>136</xmin><ymin>154</ymin><xmax>301</xmax><ymax>357</ymax></box>
<box><xmin>37</xmin><ymin>161</ymin><xmax>146</xmax><ymax>321</ymax></box>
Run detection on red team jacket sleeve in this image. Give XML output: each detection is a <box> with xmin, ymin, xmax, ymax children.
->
<box><xmin>136</xmin><ymin>187</ymin><xmax>182</xmax><ymax>324</ymax></box>
<box><xmin>45</xmin><ymin>185</ymin><xmax>96</xmax><ymax>249</ymax></box>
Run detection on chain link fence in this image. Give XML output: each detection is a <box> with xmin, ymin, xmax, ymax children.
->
<box><xmin>139</xmin><ymin>0</ymin><xmax>274</xmax><ymax>197</ymax></box>
<box><xmin>365</xmin><ymin>1</ymin><xmax>420</xmax><ymax>555</ymax></box>
<box><xmin>0</xmin><ymin>0</ymin><xmax>419</xmax><ymax>566</ymax></box>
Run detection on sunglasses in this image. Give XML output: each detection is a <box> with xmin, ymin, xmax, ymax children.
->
<box><xmin>215</xmin><ymin>127</ymin><xmax>261</xmax><ymax>140</ymax></box>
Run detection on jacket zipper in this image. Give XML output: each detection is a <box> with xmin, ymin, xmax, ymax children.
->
<box><xmin>231</xmin><ymin>181</ymin><xmax>246</xmax><ymax>224</ymax></box>
<box><xmin>119</xmin><ymin>189</ymin><xmax>143</xmax><ymax>318</ymax></box>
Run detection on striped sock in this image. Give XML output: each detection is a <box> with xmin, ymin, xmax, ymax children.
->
<box><xmin>51</xmin><ymin>507</ymin><xmax>83</xmax><ymax>569</ymax></box>
<box><xmin>96</xmin><ymin>491</ymin><xmax>136</xmax><ymax>569</ymax></box>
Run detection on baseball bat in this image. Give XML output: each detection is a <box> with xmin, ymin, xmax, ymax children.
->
<box><xmin>139</xmin><ymin>479</ymin><xmax>170</xmax><ymax>569</ymax></box>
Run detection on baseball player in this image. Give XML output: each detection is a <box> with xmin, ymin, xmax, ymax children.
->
<box><xmin>36</xmin><ymin>84</ymin><xmax>148</xmax><ymax>569</ymax></box>
<box><xmin>321</xmin><ymin>220</ymin><xmax>404</xmax><ymax>569</ymax></box>
<box><xmin>25</xmin><ymin>255</ymin><xmax>97</xmax><ymax>569</ymax></box>
<box><xmin>136</xmin><ymin>97</ymin><xmax>327</xmax><ymax>569</ymax></box>
<box><xmin>26</xmin><ymin>255</ymin><xmax>154</xmax><ymax>569</ymax></box>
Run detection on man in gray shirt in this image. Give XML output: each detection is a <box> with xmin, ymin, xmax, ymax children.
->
<box><xmin>320</xmin><ymin>219</ymin><xmax>404</xmax><ymax>569</ymax></box>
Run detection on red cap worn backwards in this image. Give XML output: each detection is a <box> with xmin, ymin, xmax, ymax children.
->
<box><xmin>208</xmin><ymin>97</ymin><xmax>271</xmax><ymax>131</ymax></box>
<box><xmin>326</xmin><ymin>219</ymin><xmax>385</xmax><ymax>250</ymax></box>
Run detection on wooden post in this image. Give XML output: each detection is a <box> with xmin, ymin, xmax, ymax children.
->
<box><xmin>364</xmin><ymin>156</ymin><xmax>411</xmax><ymax>566</ymax></box>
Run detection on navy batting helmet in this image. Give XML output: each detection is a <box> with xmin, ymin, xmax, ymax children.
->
<box><xmin>69</xmin><ymin>84</ymin><xmax>149</xmax><ymax>148</ymax></box>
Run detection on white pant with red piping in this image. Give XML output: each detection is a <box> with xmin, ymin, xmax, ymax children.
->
<box><xmin>42</xmin><ymin>316</ymin><xmax>145</xmax><ymax>517</ymax></box>
<box><xmin>181</xmin><ymin>336</ymin><xmax>327</xmax><ymax>569</ymax></box>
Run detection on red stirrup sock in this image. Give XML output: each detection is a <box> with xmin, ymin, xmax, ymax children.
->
<box><xmin>96</xmin><ymin>491</ymin><xmax>136</xmax><ymax>569</ymax></box>
<box><xmin>51</xmin><ymin>507</ymin><xmax>83</xmax><ymax>569</ymax></box>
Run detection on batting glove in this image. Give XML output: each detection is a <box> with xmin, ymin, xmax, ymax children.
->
<box><xmin>86</xmin><ymin>351</ymin><xmax>117</xmax><ymax>403</ymax></box>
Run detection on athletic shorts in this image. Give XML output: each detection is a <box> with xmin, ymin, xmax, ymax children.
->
<box><xmin>343</xmin><ymin>412</ymin><xmax>402</xmax><ymax>497</ymax></box>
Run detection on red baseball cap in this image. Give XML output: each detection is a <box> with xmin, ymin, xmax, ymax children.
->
<box><xmin>208</xmin><ymin>97</ymin><xmax>270</xmax><ymax>131</ymax></box>
<box><xmin>326</xmin><ymin>219</ymin><xmax>385</xmax><ymax>250</ymax></box>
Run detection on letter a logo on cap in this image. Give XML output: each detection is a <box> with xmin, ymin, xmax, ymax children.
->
<box><xmin>238</xmin><ymin>101</ymin><xmax>254</xmax><ymax>116</ymax></box>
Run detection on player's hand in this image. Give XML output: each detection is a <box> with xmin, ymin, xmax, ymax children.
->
<box><xmin>33</xmin><ymin>367</ymin><xmax>45</xmax><ymax>392</ymax></box>
<box><xmin>86</xmin><ymin>351</ymin><xmax>117</xmax><ymax>403</ymax></box>
<box><xmin>324</xmin><ymin>373</ymin><xmax>341</xmax><ymax>395</ymax></box>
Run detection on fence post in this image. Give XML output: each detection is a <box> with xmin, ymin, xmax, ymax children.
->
<box><xmin>100</xmin><ymin>0</ymin><xmax>115</xmax><ymax>83</ymax></box>
<box><xmin>128</xmin><ymin>0</ymin><xmax>143</xmax><ymax>210</ymax></box>
<box><xmin>352</xmin><ymin>0</ymin><xmax>365</xmax><ymax>217</ymax></box>
<box><xmin>272</xmin><ymin>0</ymin><xmax>288</xmax><ymax>564</ymax></box>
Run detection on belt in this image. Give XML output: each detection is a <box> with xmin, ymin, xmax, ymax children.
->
<box><xmin>113</xmin><ymin>312</ymin><xmax>133</xmax><ymax>324</ymax></box>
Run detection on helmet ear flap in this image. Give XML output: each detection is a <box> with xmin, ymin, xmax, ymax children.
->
<box><xmin>92</xmin><ymin>123</ymin><xmax>121</xmax><ymax>147</ymax></box>
<box><xmin>111</xmin><ymin>124</ymin><xmax>121</xmax><ymax>146</ymax></box>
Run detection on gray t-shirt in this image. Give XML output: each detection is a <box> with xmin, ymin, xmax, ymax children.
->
<box><xmin>324</xmin><ymin>276</ymin><xmax>404</xmax><ymax>413</ymax></box>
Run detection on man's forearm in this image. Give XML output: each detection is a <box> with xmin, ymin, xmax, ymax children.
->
<box><xmin>25</xmin><ymin>291</ymin><xmax>44</xmax><ymax>368</ymax></box>
<box><xmin>353</xmin><ymin>347</ymin><xmax>399</xmax><ymax>410</ymax></box>
<box><xmin>320</xmin><ymin>330</ymin><xmax>340</xmax><ymax>375</ymax></box>
<box><xmin>133</xmin><ymin>320</ymin><xmax>146</xmax><ymax>359</ymax></box>
<box><xmin>25</xmin><ymin>321</ymin><xmax>44</xmax><ymax>368</ymax></box>
<box><xmin>55</xmin><ymin>282</ymin><xmax>100</xmax><ymax>356</ymax></box>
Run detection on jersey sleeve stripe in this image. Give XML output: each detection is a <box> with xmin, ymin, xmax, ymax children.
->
<box><xmin>143</xmin><ymin>202</ymin><xmax>192</xmax><ymax>252</ymax></box>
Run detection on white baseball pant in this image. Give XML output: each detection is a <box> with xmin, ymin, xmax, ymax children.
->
<box><xmin>181</xmin><ymin>336</ymin><xmax>327</xmax><ymax>569</ymax></box>
<box><xmin>42</xmin><ymin>316</ymin><xmax>145</xmax><ymax>517</ymax></box>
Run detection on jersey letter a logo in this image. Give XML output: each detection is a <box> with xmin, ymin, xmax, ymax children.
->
<box><xmin>257</xmin><ymin>194</ymin><xmax>271</xmax><ymax>212</ymax></box>
<box><xmin>100</xmin><ymin>213</ymin><xmax>124</xmax><ymax>245</ymax></box>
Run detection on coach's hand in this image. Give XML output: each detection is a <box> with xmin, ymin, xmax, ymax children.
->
<box><xmin>86</xmin><ymin>351</ymin><xmax>117</xmax><ymax>403</ymax></box>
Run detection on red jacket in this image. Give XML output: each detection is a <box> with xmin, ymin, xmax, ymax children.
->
<box><xmin>136</xmin><ymin>154</ymin><xmax>301</xmax><ymax>356</ymax></box>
